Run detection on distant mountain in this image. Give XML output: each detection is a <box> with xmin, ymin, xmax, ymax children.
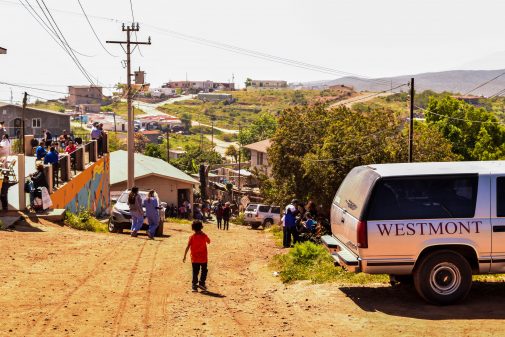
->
<box><xmin>298</xmin><ymin>69</ymin><xmax>505</xmax><ymax>97</ymax></box>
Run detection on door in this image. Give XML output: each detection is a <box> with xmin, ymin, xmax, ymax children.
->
<box><xmin>491</xmin><ymin>176</ymin><xmax>505</xmax><ymax>272</ymax></box>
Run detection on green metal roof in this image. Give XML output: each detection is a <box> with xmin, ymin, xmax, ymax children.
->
<box><xmin>110</xmin><ymin>150</ymin><xmax>199</xmax><ymax>185</ymax></box>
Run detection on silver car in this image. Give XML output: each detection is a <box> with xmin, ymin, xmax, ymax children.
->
<box><xmin>244</xmin><ymin>203</ymin><xmax>281</xmax><ymax>229</ymax></box>
<box><xmin>109</xmin><ymin>190</ymin><xmax>167</xmax><ymax>236</ymax></box>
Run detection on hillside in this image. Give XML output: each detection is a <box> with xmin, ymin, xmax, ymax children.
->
<box><xmin>301</xmin><ymin>69</ymin><xmax>505</xmax><ymax>97</ymax></box>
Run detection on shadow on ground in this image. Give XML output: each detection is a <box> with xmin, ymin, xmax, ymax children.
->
<box><xmin>1</xmin><ymin>218</ymin><xmax>45</xmax><ymax>232</ymax></box>
<box><xmin>340</xmin><ymin>282</ymin><xmax>505</xmax><ymax>319</ymax></box>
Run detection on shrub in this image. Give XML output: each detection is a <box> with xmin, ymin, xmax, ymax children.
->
<box><xmin>65</xmin><ymin>209</ymin><xmax>107</xmax><ymax>232</ymax></box>
<box><xmin>271</xmin><ymin>241</ymin><xmax>389</xmax><ymax>284</ymax></box>
<box><xmin>231</xmin><ymin>212</ymin><xmax>246</xmax><ymax>225</ymax></box>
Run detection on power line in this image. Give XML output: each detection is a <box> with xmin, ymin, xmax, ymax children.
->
<box><xmin>76</xmin><ymin>0</ymin><xmax>117</xmax><ymax>57</ymax></box>
<box><xmin>464</xmin><ymin>70</ymin><xmax>505</xmax><ymax>96</ymax></box>
<box><xmin>416</xmin><ymin>105</ymin><xmax>504</xmax><ymax>125</ymax></box>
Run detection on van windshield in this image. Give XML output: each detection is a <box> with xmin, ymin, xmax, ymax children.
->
<box><xmin>333</xmin><ymin>166</ymin><xmax>379</xmax><ymax>219</ymax></box>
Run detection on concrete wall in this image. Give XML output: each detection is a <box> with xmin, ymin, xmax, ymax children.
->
<box><xmin>50</xmin><ymin>154</ymin><xmax>110</xmax><ymax>216</ymax></box>
<box><xmin>111</xmin><ymin>175</ymin><xmax>194</xmax><ymax>207</ymax></box>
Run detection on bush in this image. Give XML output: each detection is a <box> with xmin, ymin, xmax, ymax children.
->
<box><xmin>231</xmin><ymin>212</ymin><xmax>246</xmax><ymax>225</ymax></box>
<box><xmin>271</xmin><ymin>241</ymin><xmax>389</xmax><ymax>284</ymax></box>
<box><xmin>65</xmin><ymin>209</ymin><xmax>107</xmax><ymax>232</ymax></box>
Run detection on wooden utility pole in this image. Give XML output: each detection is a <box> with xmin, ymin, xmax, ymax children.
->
<box><xmin>408</xmin><ymin>77</ymin><xmax>414</xmax><ymax>163</ymax></box>
<box><xmin>107</xmin><ymin>23</ymin><xmax>151</xmax><ymax>189</ymax></box>
<box><xmin>166</xmin><ymin>127</ymin><xmax>170</xmax><ymax>164</ymax></box>
<box><xmin>21</xmin><ymin>92</ymin><xmax>27</xmax><ymax>154</ymax></box>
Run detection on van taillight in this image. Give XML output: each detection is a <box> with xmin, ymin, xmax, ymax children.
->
<box><xmin>357</xmin><ymin>220</ymin><xmax>368</xmax><ymax>248</ymax></box>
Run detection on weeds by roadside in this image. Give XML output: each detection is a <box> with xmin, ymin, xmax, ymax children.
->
<box><xmin>65</xmin><ymin>210</ymin><xmax>107</xmax><ymax>232</ymax></box>
<box><xmin>271</xmin><ymin>241</ymin><xmax>389</xmax><ymax>285</ymax></box>
<box><xmin>165</xmin><ymin>217</ymin><xmax>192</xmax><ymax>225</ymax></box>
<box><xmin>231</xmin><ymin>212</ymin><xmax>246</xmax><ymax>226</ymax></box>
<box><xmin>269</xmin><ymin>224</ymin><xmax>283</xmax><ymax>247</ymax></box>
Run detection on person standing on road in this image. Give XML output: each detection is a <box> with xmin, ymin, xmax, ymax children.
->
<box><xmin>222</xmin><ymin>202</ymin><xmax>231</xmax><ymax>230</ymax></box>
<box><xmin>143</xmin><ymin>190</ymin><xmax>160</xmax><ymax>240</ymax></box>
<box><xmin>283</xmin><ymin>199</ymin><xmax>298</xmax><ymax>248</ymax></box>
<box><xmin>183</xmin><ymin>220</ymin><xmax>211</xmax><ymax>292</ymax></box>
<box><xmin>215</xmin><ymin>203</ymin><xmax>224</xmax><ymax>230</ymax></box>
<box><xmin>128</xmin><ymin>186</ymin><xmax>144</xmax><ymax>237</ymax></box>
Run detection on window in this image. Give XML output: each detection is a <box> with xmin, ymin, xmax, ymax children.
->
<box><xmin>367</xmin><ymin>175</ymin><xmax>478</xmax><ymax>221</ymax></box>
<box><xmin>246</xmin><ymin>204</ymin><xmax>258</xmax><ymax>212</ymax></box>
<box><xmin>257</xmin><ymin>152</ymin><xmax>264</xmax><ymax>165</ymax></box>
<box><xmin>271</xmin><ymin>206</ymin><xmax>281</xmax><ymax>214</ymax></box>
<box><xmin>258</xmin><ymin>205</ymin><xmax>270</xmax><ymax>213</ymax></box>
<box><xmin>32</xmin><ymin>118</ymin><xmax>41</xmax><ymax>128</ymax></box>
<box><xmin>497</xmin><ymin>177</ymin><xmax>505</xmax><ymax>217</ymax></box>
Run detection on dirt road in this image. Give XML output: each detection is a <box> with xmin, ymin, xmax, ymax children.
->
<box><xmin>2</xmin><ymin>219</ymin><xmax>505</xmax><ymax>337</ymax></box>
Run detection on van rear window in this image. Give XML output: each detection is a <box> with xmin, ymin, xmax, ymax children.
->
<box><xmin>333</xmin><ymin>166</ymin><xmax>380</xmax><ymax>219</ymax></box>
<box><xmin>367</xmin><ymin>175</ymin><xmax>478</xmax><ymax>220</ymax></box>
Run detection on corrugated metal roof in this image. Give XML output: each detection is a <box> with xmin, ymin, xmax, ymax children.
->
<box><xmin>110</xmin><ymin>150</ymin><xmax>199</xmax><ymax>185</ymax></box>
<box><xmin>243</xmin><ymin>139</ymin><xmax>271</xmax><ymax>153</ymax></box>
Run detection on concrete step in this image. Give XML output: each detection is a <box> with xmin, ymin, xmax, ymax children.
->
<box><xmin>0</xmin><ymin>215</ymin><xmax>23</xmax><ymax>229</ymax></box>
<box><xmin>32</xmin><ymin>209</ymin><xmax>66</xmax><ymax>222</ymax></box>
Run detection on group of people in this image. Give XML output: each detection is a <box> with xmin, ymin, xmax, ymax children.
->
<box><xmin>213</xmin><ymin>201</ymin><xmax>232</xmax><ymax>230</ymax></box>
<box><xmin>282</xmin><ymin>199</ymin><xmax>319</xmax><ymax>248</ymax></box>
<box><xmin>127</xmin><ymin>187</ymin><xmax>161</xmax><ymax>240</ymax></box>
<box><xmin>90</xmin><ymin>122</ymin><xmax>106</xmax><ymax>156</ymax></box>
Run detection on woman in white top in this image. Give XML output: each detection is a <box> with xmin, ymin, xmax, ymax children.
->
<box><xmin>0</xmin><ymin>134</ymin><xmax>11</xmax><ymax>168</ymax></box>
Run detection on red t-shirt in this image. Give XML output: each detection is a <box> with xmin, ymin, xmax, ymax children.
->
<box><xmin>188</xmin><ymin>232</ymin><xmax>210</xmax><ymax>263</ymax></box>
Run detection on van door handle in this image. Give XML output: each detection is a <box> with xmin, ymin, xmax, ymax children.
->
<box><xmin>493</xmin><ymin>226</ymin><xmax>505</xmax><ymax>233</ymax></box>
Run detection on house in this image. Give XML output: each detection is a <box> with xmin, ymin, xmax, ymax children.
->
<box><xmin>110</xmin><ymin>150</ymin><xmax>199</xmax><ymax>207</ymax></box>
<box><xmin>141</xmin><ymin>130</ymin><xmax>162</xmax><ymax>143</ymax></box>
<box><xmin>243</xmin><ymin>139</ymin><xmax>272</xmax><ymax>176</ymax></box>
<box><xmin>163</xmin><ymin>80</ymin><xmax>214</xmax><ymax>93</ymax></box>
<box><xmin>249</xmin><ymin>80</ymin><xmax>287</xmax><ymax>90</ymax></box>
<box><xmin>0</xmin><ymin>102</ymin><xmax>71</xmax><ymax>138</ymax></box>
<box><xmin>197</xmin><ymin>93</ymin><xmax>234</xmax><ymax>103</ymax></box>
<box><xmin>452</xmin><ymin>95</ymin><xmax>481</xmax><ymax>106</ymax></box>
<box><xmin>169</xmin><ymin>149</ymin><xmax>186</xmax><ymax>159</ymax></box>
<box><xmin>0</xmin><ymin>47</ymin><xmax>6</xmax><ymax>54</ymax></box>
<box><xmin>68</xmin><ymin>85</ymin><xmax>103</xmax><ymax>106</ymax></box>
<box><xmin>212</xmin><ymin>82</ymin><xmax>235</xmax><ymax>91</ymax></box>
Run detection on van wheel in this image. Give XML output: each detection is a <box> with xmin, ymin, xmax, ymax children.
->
<box><xmin>251</xmin><ymin>223</ymin><xmax>260</xmax><ymax>230</ymax></box>
<box><xmin>108</xmin><ymin>219</ymin><xmax>123</xmax><ymax>233</ymax></box>
<box><xmin>263</xmin><ymin>219</ymin><xmax>273</xmax><ymax>228</ymax></box>
<box><xmin>413</xmin><ymin>250</ymin><xmax>472</xmax><ymax>305</ymax></box>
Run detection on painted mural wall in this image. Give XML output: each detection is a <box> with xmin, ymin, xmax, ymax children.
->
<box><xmin>50</xmin><ymin>154</ymin><xmax>110</xmax><ymax>216</ymax></box>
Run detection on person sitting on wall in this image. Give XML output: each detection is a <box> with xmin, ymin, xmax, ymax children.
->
<box><xmin>28</xmin><ymin>163</ymin><xmax>49</xmax><ymax>207</ymax></box>
<box><xmin>44</xmin><ymin>147</ymin><xmax>59</xmax><ymax>187</ymax></box>
<box><xmin>35</xmin><ymin>144</ymin><xmax>47</xmax><ymax>161</ymax></box>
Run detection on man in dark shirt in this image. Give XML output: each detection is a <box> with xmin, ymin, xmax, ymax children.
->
<box><xmin>1</xmin><ymin>175</ymin><xmax>16</xmax><ymax>212</ymax></box>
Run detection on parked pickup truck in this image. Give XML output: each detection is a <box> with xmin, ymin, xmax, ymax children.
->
<box><xmin>323</xmin><ymin>161</ymin><xmax>505</xmax><ymax>304</ymax></box>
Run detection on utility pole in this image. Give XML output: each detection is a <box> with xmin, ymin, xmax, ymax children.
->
<box><xmin>107</xmin><ymin>23</ymin><xmax>151</xmax><ymax>189</ymax></box>
<box><xmin>408</xmin><ymin>77</ymin><xmax>414</xmax><ymax>163</ymax></box>
<box><xmin>21</xmin><ymin>92</ymin><xmax>27</xmax><ymax>154</ymax></box>
<box><xmin>166</xmin><ymin>127</ymin><xmax>170</xmax><ymax>164</ymax></box>
<box><xmin>211</xmin><ymin>117</ymin><xmax>215</xmax><ymax>147</ymax></box>
<box><xmin>238</xmin><ymin>123</ymin><xmax>242</xmax><ymax>192</ymax></box>
<box><xmin>113</xmin><ymin>112</ymin><xmax>117</xmax><ymax>132</ymax></box>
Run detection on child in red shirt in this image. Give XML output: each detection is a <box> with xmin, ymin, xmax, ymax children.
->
<box><xmin>183</xmin><ymin>220</ymin><xmax>211</xmax><ymax>292</ymax></box>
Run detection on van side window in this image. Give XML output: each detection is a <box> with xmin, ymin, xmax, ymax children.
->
<box><xmin>497</xmin><ymin>177</ymin><xmax>505</xmax><ymax>217</ymax></box>
<box><xmin>271</xmin><ymin>206</ymin><xmax>281</xmax><ymax>214</ymax></box>
<box><xmin>367</xmin><ymin>175</ymin><xmax>478</xmax><ymax>221</ymax></box>
<box><xmin>258</xmin><ymin>205</ymin><xmax>270</xmax><ymax>212</ymax></box>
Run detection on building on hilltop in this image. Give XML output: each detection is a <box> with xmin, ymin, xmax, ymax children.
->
<box><xmin>243</xmin><ymin>138</ymin><xmax>272</xmax><ymax>177</ymax></box>
<box><xmin>248</xmin><ymin>80</ymin><xmax>287</xmax><ymax>90</ymax></box>
<box><xmin>68</xmin><ymin>85</ymin><xmax>103</xmax><ymax>106</ymax></box>
<box><xmin>109</xmin><ymin>150</ymin><xmax>199</xmax><ymax>207</ymax></box>
<box><xmin>0</xmin><ymin>102</ymin><xmax>70</xmax><ymax>138</ymax></box>
<box><xmin>197</xmin><ymin>93</ymin><xmax>235</xmax><ymax>103</ymax></box>
<box><xmin>162</xmin><ymin>80</ymin><xmax>235</xmax><ymax>93</ymax></box>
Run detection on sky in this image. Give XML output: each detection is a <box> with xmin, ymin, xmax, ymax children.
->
<box><xmin>2</xmin><ymin>0</ymin><xmax>505</xmax><ymax>102</ymax></box>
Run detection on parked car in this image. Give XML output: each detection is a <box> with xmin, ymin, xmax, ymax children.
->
<box><xmin>244</xmin><ymin>203</ymin><xmax>281</xmax><ymax>229</ymax></box>
<box><xmin>109</xmin><ymin>189</ymin><xmax>167</xmax><ymax>236</ymax></box>
<box><xmin>323</xmin><ymin>161</ymin><xmax>505</xmax><ymax>305</ymax></box>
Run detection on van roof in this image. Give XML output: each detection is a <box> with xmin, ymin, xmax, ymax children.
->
<box><xmin>367</xmin><ymin>161</ymin><xmax>505</xmax><ymax>176</ymax></box>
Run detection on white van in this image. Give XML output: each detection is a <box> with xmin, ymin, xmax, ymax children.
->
<box><xmin>323</xmin><ymin>161</ymin><xmax>505</xmax><ymax>304</ymax></box>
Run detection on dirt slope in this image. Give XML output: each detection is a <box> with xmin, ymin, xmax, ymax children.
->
<box><xmin>1</xmin><ymin>218</ymin><xmax>505</xmax><ymax>337</ymax></box>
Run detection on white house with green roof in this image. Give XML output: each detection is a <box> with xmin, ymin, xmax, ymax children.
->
<box><xmin>110</xmin><ymin>150</ymin><xmax>199</xmax><ymax>207</ymax></box>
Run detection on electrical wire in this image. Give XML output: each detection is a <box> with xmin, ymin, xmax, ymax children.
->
<box><xmin>464</xmin><ymin>70</ymin><xmax>505</xmax><ymax>96</ymax></box>
<box><xmin>128</xmin><ymin>0</ymin><xmax>143</xmax><ymax>57</ymax></box>
<box><xmin>415</xmin><ymin>105</ymin><xmax>504</xmax><ymax>125</ymax></box>
<box><xmin>76</xmin><ymin>0</ymin><xmax>117</xmax><ymax>57</ymax></box>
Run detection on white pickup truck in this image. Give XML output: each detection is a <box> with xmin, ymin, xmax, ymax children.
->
<box><xmin>323</xmin><ymin>161</ymin><xmax>505</xmax><ymax>304</ymax></box>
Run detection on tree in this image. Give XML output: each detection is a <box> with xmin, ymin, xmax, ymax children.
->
<box><xmin>108</xmin><ymin>132</ymin><xmax>126</xmax><ymax>151</ymax></box>
<box><xmin>225</xmin><ymin>145</ymin><xmax>239</xmax><ymax>162</ymax></box>
<box><xmin>425</xmin><ymin>96</ymin><xmax>505</xmax><ymax>160</ymax></box>
<box><xmin>180</xmin><ymin>113</ymin><xmax>192</xmax><ymax>131</ymax></box>
<box><xmin>238</xmin><ymin>113</ymin><xmax>277</xmax><ymax>146</ymax></box>
<box><xmin>244</xmin><ymin>78</ymin><xmax>252</xmax><ymax>87</ymax></box>
<box><xmin>134</xmin><ymin>132</ymin><xmax>149</xmax><ymax>153</ymax></box>
<box><xmin>145</xmin><ymin>143</ymin><xmax>162</xmax><ymax>159</ymax></box>
<box><xmin>171</xmin><ymin>145</ymin><xmax>223</xmax><ymax>173</ymax></box>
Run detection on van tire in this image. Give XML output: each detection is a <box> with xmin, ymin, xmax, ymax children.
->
<box><xmin>413</xmin><ymin>250</ymin><xmax>472</xmax><ymax>305</ymax></box>
<box><xmin>108</xmin><ymin>219</ymin><xmax>123</xmax><ymax>234</ymax></box>
<box><xmin>263</xmin><ymin>219</ymin><xmax>273</xmax><ymax>228</ymax></box>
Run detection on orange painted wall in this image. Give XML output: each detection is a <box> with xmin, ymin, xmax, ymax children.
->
<box><xmin>50</xmin><ymin>154</ymin><xmax>110</xmax><ymax>215</ymax></box>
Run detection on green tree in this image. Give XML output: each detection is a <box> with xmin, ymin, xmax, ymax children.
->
<box><xmin>245</xmin><ymin>78</ymin><xmax>253</xmax><ymax>87</ymax></box>
<box><xmin>108</xmin><ymin>132</ymin><xmax>126</xmax><ymax>151</ymax></box>
<box><xmin>180</xmin><ymin>113</ymin><xmax>192</xmax><ymax>131</ymax></box>
<box><xmin>425</xmin><ymin>96</ymin><xmax>505</xmax><ymax>160</ymax></box>
<box><xmin>238</xmin><ymin>113</ymin><xmax>277</xmax><ymax>146</ymax></box>
<box><xmin>134</xmin><ymin>132</ymin><xmax>149</xmax><ymax>153</ymax></box>
<box><xmin>225</xmin><ymin>145</ymin><xmax>239</xmax><ymax>162</ymax></box>
<box><xmin>171</xmin><ymin>145</ymin><xmax>223</xmax><ymax>173</ymax></box>
<box><xmin>145</xmin><ymin>143</ymin><xmax>162</xmax><ymax>159</ymax></box>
